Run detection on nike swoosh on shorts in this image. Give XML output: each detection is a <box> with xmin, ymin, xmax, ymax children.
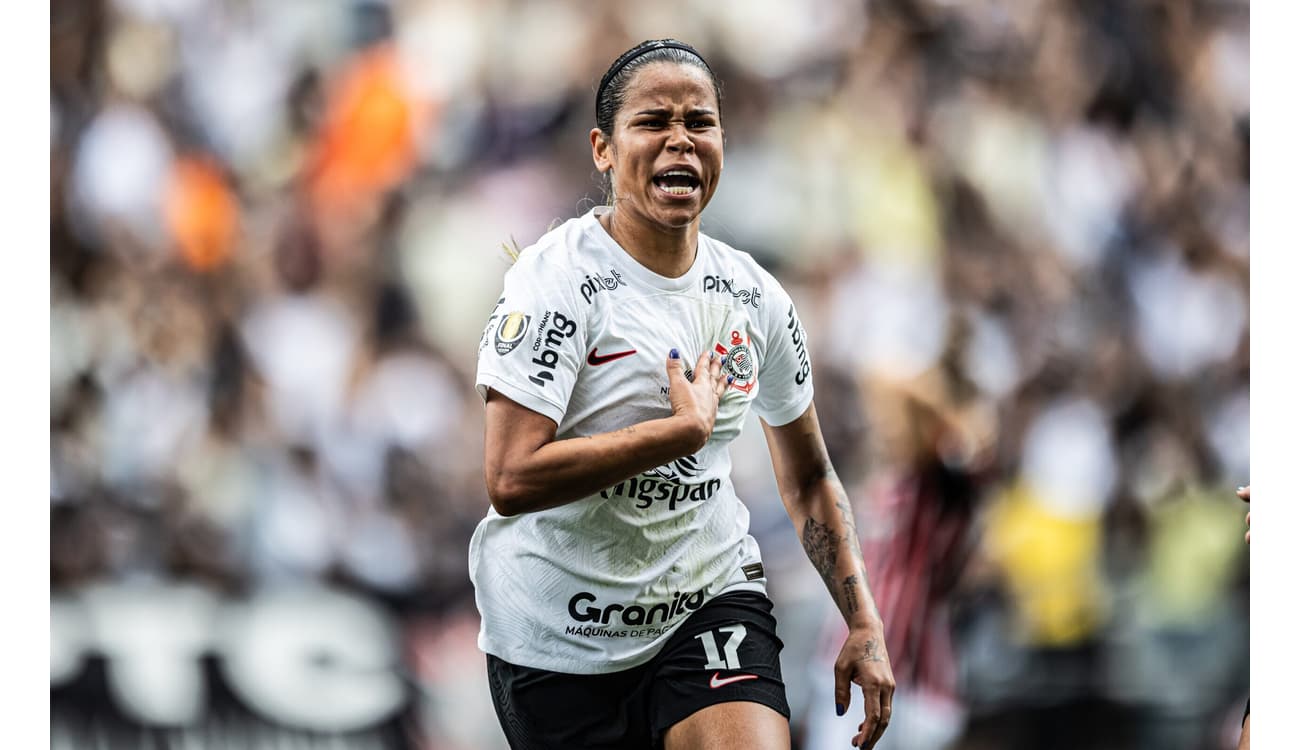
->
<box><xmin>709</xmin><ymin>672</ymin><xmax>759</xmax><ymax>689</ymax></box>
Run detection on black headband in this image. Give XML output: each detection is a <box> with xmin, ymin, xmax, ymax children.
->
<box><xmin>596</xmin><ymin>40</ymin><xmax>711</xmax><ymax>115</ymax></box>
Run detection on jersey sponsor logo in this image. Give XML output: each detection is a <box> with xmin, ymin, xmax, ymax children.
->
<box><xmin>527</xmin><ymin>310</ymin><xmax>578</xmax><ymax>386</ymax></box>
<box><xmin>714</xmin><ymin>330</ymin><xmax>756</xmax><ymax>394</ymax></box>
<box><xmin>494</xmin><ymin>311</ymin><xmax>531</xmax><ymax>355</ymax></box>
<box><xmin>579</xmin><ymin>268</ymin><xmax>626</xmax><ymax>304</ymax></box>
<box><xmin>709</xmin><ymin>672</ymin><xmax>759</xmax><ymax>689</ymax></box>
<box><xmin>786</xmin><ymin>304</ymin><xmax>812</xmax><ymax>385</ymax></box>
<box><xmin>703</xmin><ymin>275</ymin><xmax>762</xmax><ymax>309</ymax></box>
<box><xmin>566</xmin><ymin>587</ymin><xmax>707</xmax><ymax>632</ymax></box>
<box><xmin>599</xmin><ymin>475</ymin><xmax>722</xmax><ymax>510</ymax></box>
<box><xmin>586</xmin><ymin>347</ymin><xmax>637</xmax><ymax>366</ymax></box>
<box><xmin>648</xmin><ymin>454</ymin><xmax>701</xmax><ymax>481</ymax></box>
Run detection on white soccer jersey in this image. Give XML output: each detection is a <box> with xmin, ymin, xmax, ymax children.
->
<box><xmin>470</xmin><ymin>207</ymin><xmax>815</xmax><ymax>674</ymax></box>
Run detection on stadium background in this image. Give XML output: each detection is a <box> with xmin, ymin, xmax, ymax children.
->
<box><xmin>49</xmin><ymin>1</ymin><xmax>1250</xmax><ymax>748</ymax></box>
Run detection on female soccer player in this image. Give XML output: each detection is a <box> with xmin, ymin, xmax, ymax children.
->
<box><xmin>472</xmin><ymin>39</ymin><xmax>895</xmax><ymax>749</ymax></box>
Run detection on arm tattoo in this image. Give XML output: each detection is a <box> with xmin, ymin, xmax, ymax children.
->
<box><xmin>833</xmin><ymin>486</ymin><xmax>880</xmax><ymax>616</ymax></box>
<box><xmin>835</xmin><ymin>494</ymin><xmax>868</xmax><ymax>578</ymax></box>
<box><xmin>841</xmin><ymin>575</ymin><xmax>860</xmax><ymax>615</ymax></box>
<box><xmin>799</xmin><ymin>469</ymin><xmax>883</xmax><ymax>621</ymax></box>
<box><xmin>826</xmin><ymin>478</ymin><xmax>883</xmax><ymax>620</ymax></box>
<box><xmin>801</xmin><ymin>517</ymin><xmax>839</xmax><ymax>590</ymax></box>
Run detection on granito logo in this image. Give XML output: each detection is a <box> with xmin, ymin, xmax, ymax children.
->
<box><xmin>528</xmin><ymin>311</ymin><xmax>577</xmax><ymax>387</ymax></box>
<box><xmin>703</xmin><ymin>275</ymin><xmax>761</xmax><ymax>309</ymax></box>
<box><xmin>600</xmin><ymin>475</ymin><xmax>722</xmax><ymax>510</ymax></box>
<box><xmin>787</xmin><ymin>304</ymin><xmax>811</xmax><ymax>385</ymax></box>
<box><xmin>579</xmin><ymin>268</ymin><xmax>626</xmax><ymax>304</ymax></box>
<box><xmin>567</xmin><ymin>587</ymin><xmax>708</xmax><ymax>628</ymax></box>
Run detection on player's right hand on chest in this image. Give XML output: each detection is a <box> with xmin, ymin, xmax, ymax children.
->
<box><xmin>666</xmin><ymin>348</ymin><xmax>732</xmax><ymax>451</ymax></box>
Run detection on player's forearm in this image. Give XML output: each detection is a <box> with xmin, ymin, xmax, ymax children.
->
<box><xmin>785</xmin><ymin>473</ymin><xmax>882</xmax><ymax>630</ymax></box>
<box><xmin>488</xmin><ymin>415</ymin><xmax>704</xmax><ymax>516</ymax></box>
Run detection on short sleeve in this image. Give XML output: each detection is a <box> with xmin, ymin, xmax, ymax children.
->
<box><xmin>475</xmin><ymin>254</ymin><xmax>587</xmax><ymax>427</ymax></box>
<box><xmin>753</xmin><ymin>285</ymin><xmax>815</xmax><ymax>427</ymax></box>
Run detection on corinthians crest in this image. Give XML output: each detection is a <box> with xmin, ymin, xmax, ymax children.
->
<box><xmin>714</xmin><ymin>329</ymin><xmax>756</xmax><ymax>394</ymax></box>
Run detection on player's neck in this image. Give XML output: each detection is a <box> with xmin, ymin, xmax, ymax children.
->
<box><xmin>601</xmin><ymin>209</ymin><xmax>698</xmax><ymax>279</ymax></box>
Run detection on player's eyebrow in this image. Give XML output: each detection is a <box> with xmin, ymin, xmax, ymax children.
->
<box><xmin>633</xmin><ymin>108</ymin><xmax>716</xmax><ymax>117</ymax></box>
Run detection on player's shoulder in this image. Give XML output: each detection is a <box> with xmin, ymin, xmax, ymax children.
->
<box><xmin>507</xmin><ymin>217</ymin><xmax>577</xmax><ymax>273</ymax></box>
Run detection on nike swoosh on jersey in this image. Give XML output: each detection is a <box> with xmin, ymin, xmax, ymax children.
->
<box><xmin>709</xmin><ymin>672</ymin><xmax>759</xmax><ymax>689</ymax></box>
<box><xmin>587</xmin><ymin>347</ymin><xmax>637</xmax><ymax>366</ymax></box>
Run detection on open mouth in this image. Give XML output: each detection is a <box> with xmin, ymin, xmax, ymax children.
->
<box><xmin>653</xmin><ymin>169</ymin><xmax>701</xmax><ymax>198</ymax></box>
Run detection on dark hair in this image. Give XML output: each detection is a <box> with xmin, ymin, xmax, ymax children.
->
<box><xmin>595</xmin><ymin>39</ymin><xmax>722</xmax><ymax>136</ymax></box>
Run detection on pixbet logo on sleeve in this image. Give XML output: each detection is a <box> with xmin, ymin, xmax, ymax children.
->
<box><xmin>579</xmin><ymin>268</ymin><xmax>626</xmax><ymax>304</ymax></box>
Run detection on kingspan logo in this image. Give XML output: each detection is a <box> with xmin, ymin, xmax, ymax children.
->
<box><xmin>648</xmin><ymin>454</ymin><xmax>702</xmax><ymax>481</ymax></box>
<box><xmin>599</xmin><ymin>475</ymin><xmax>722</xmax><ymax>510</ymax></box>
<box><xmin>567</xmin><ymin>587</ymin><xmax>708</xmax><ymax>627</ymax></box>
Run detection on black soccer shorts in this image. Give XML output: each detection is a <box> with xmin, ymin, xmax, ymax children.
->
<box><xmin>486</xmin><ymin>590</ymin><xmax>790</xmax><ymax>750</ymax></box>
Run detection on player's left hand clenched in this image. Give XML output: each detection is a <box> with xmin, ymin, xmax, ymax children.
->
<box><xmin>834</xmin><ymin>623</ymin><xmax>895</xmax><ymax>748</ymax></box>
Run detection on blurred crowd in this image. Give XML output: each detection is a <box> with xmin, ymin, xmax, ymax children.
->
<box><xmin>50</xmin><ymin>0</ymin><xmax>1249</xmax><ymax>748</ymax></box>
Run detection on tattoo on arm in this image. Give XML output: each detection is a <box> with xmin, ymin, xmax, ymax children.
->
<box><xmin>801</xmin><ymin>517</ymin><xmax>839</xmax><ymax>591</ymax></box>
<box><xmin>801</xmin><ymin>478</ymin><xmax>885</xmax><ymax>649</ymax></box>
<box><xmin>799</xmin><ymin>471</ymin><xmax>884</xmax><ymax>622</ymax></box>
<box><xmin>841</xmin><ymin>575</ymin><xmax>860</xmax><ymax>615</ymax></box>
<box><xmin>835</xmin><ymin>494</ymin><xmax>868</xmax><ymax>576</ymax></box>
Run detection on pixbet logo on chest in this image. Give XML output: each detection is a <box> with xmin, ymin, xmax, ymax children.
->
<box><xmin>529</xmin><ymin>311</ymin><xmax>577</xmax><ymax>387</ymax></box>
<box><xmin>703</xmin><ymin>275</ymin><xmax>761</xmax><ymax>309</ymax></box>
<box><xmin>580</xmin><ymin>268</ymin><xmax>626</xmax><ymax>304</ymax></box>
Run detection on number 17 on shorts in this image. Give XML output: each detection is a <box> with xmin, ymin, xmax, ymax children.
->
<box><xmin>696</xmin><ymin>625</ymin><xmax>759</xmax><ymax>687</ymax></box>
